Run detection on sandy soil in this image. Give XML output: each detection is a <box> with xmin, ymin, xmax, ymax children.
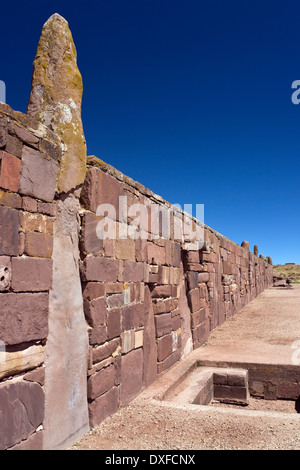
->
<box><xmin>69</xmin><ymin>286</ymin><xmax>300</xmax><ymax>451</ymax></box>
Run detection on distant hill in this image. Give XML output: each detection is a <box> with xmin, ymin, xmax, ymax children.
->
<box><xmin>273</xmin><ymin>264</ymin><xmax>300</xmax><ymax>283</ymax></box>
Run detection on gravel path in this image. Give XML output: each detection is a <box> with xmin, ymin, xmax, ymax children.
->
<box><xmin>70</xmin><ymin>396</ymin><xmax>299</xmax><ymax>450</ymax></box>
<box><xmin>69</xmin><ymin>286</ymin><xmax>300</xmax><ymax>451</ymax></box>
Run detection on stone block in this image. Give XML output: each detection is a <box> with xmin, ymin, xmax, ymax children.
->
<box><xmin>5</xmin><ymin>134</ymin><xmax>23</xmax><ymax>158</ymax></box>
<box><xmin>89</xmin><ymin>386</ymin><xmax>119</xmax><ymax>428</ymax></box>
<box><xmin>81</xmin><ymin>212</ymin><xmax>103</xmax><ymax>255</ymax></box>
<box><xmin>122</xmin><ymin>260</ymin><xmax>144</xmax><ymax>282</ymax></box>
<box><xmin>13</xmin><ymin>124</ymin><xmax>39</xmax><ymax>148</ymax></box>
<box><xmin>11</xmin><ymin>257</ymin><xmax>52</xmax><ymax>292</ymax></box>
<box><xmin>82</xmin><ymin>282</ymin><xmax>105</xmax><ymax>301</ymax></box>
<box><xmin>186</xmin><ymin>271</ymin><xmax>198</xmax><ymax>290</ymax></box>
<box><xmin>92</xmin><ymin>338</ymin><xmax>120</xmax><ymax>365</ymax></box>
<box><xmin>155</xmin><ymin>313</ymin><xmax>172</xmax><ymax>337</ymax></box>
<box><xmin>82</xmin><ymin>256</ymin><xmax>119</xmax><ymax>282</ymax></box>
<box><xmin>147</xmin><ymin>243</ymin><xmax>166</xmax><ymax>265</ymax></box>
<box><xmin>120</xmin><ymin>348</ymin><xmax>143</xmax><ymax>406</ymax></box>
<box><xmin>0</xmin><ymin>206</ymin><xmax>19</xmax><ymax>256</ymax></box>
<box><xmin>24</xmin><ymin>232</ymin><xmax>53</xmax><ymax>258</ymax></box>
<box><xmin>0</xmin><ymin>380</ymin><xmax>44</xmax><ymax>450</ymax></box>
<box><xmin>0</xmin><ymin>151</ymin><xmax>21</xmax><ymax>192</ymax></box>
<box><xmin>115</xmin><ymin>237</ymin><xmax>135</xmax><ymax>261</ymax></box>
<box><xmin>157</xmin><ymin>333</ymin><xmax>173</xmax><ymax>362</ymax></box>
<box><xmin>87</xmin><ymin>364</ymin><xmax>115</xmax><ymax>400</ymax></box>
<box><xmin>0</xmin><ymin>189</ymin><xmax>22</xmax><ymax>209</ymax></box>
<box><xmin>0</xmin><ymin>292</ymin><xmax>48</xmax><ymax>345</ymax></box>
<box><xmin>107</xmin><ymin>308</ymin><xmax>121</xmax><ymax>340</ymax></box>
<box><xmin>81</xmin><ymin>167</ymin><xmax>122</xmax><ymax>216</ymax></box>
<box><xmin>84</xmin><ymin>297</ymin><xmax>106</xmax><ymax>328</ymax></box>
<box><xmin>198</xmin><ymin>272</ymin><xmax>209</xmax><ymax>283</ymax></box>
<box><xmin>122</xmin><ymin>303</ymin><xmax>145</xmax><ymax>331</ymax></box>
<box><xmin>22</xmin><ymin>196</ymin><xmax>38</xmax><ymax>212</ymax></box>
<box><xmin>19</xmin><ymin>146</ymin><xmax>59</xmax><ymax>202</ymax></box>
<box><xmin>187</xmin><ymin>288</ymin><xmax>201</xmax><ymax>313</ymax></box>
<box><xmin>7</xmin><ymin>430</ymin><xmax>43</xmax><ymax>451</ymax></box>
<box><xmin>151</xmin><ymin>285</ymin><xmax>173</xmax><ymax>299</ymax></box>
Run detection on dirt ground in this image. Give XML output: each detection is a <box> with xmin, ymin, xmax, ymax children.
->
<box><xmin>69</xmin><ymin>286</ymin><xmax>300</xmax><ymax>451</ymax></box>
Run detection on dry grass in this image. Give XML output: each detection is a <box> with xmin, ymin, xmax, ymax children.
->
<box><xmin>273</xmin><ymin>264</ymin><xmax>300</xmax><ymax>283</ymax></box>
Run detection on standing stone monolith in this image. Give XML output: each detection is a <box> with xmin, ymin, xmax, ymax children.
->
<box><xmin>27</xmin><ymin>13</ymin><xmax>86</xmax><ymax>193</ymax></box>
<box><xmin>27</xmin><ymin>14</ymin><xmax>89</xmax><ymax>450</ymax></box>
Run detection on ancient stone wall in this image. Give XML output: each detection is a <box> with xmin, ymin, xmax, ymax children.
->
<box><xmin>0</xmin><ymin>14</ymin><xmax>273</xmax><ymax>450</ymax></box>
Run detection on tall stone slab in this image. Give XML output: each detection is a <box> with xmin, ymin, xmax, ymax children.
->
<box><xmin>27</xmin><ymin>13</ymin><xmax>86</xmax><ymax>193</ymax></box>
<box><xmin>27</xmin><ymin>14</ymin><xmax>89</xmax><ymax>449</ymax></box>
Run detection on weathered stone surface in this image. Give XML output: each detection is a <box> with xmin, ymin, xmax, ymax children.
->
<box><xmin>89</xmin><ymin>386</ymin><xmax>119</xmax><ymax>428</ymax></box>
<box><xmin>0</xmin><ymin>344</ymin><xmax>44</xmax><ymax>380</ymax></box>
<box><xmin>0</xmin><ymin>292</ymin><xmax>48</xmax><ymax>345</ymax></box>
<box><xmin>0</xmin><ymin>256</ymin><xmax>11</xmax><ymax>291</ymax></box>
<box><xmin>11</xmin><ymin>257</ymin><xmax>52</xmax><ymax>292</ymax></box>
<box><xmin>0</xmin><ymin>206</ymin><xmax>19</xmax><ymax>256</ymax></box>
<box><xmin>0</xmin><ymin>380</ymin><xmax>44</xmax><ymax>450</ymax></box>
<box><xmin>0</xmin><ymin>151</ymin><xmax>21</xmax><ymax>192</ymax></box>
<box><xmin>8</xmin><ymin>430</ymin><xmax>43</xmax><ymax>451</ymax></box>
<box><xmin>24</xmin><ymin>232</ymin><xmax>53</xmax><ymax>258</ymax></box>
<box><xmin>87</xmin><ymin>364</ymin><xmax>115</xmax><ymax>400</ymax></box>
<box><xmin>82</xmin><ymin>256</ymin><xmax>119</xmax><ymax>282</ymax></box>
<box><xmin>81</xmin><ymin>167</ymin><xmax>122</xmax><ymax>214</ymax></box>
<box><xmin>27</xmin><ymin>13</ymin><xmax>86</xmax><ymax>193</ymax></box>
<box><xmin>81</xmin><ymin>212</ymin><xmax>103</xmax><ymax>255</ymax></box>
<box><xmin>0</xmin><ymin>189</ymin><xmax>22</xmax><ymax>209</ymax></box>
<box><xmin>84</xmin><ymin>297</ymin><xmax>106</xmax><ymax>327</ymax></box>
<box><xmin>120</xmin><ymin>348</ymin><xmax>144</xmax><ymax>406</ymax></box>
<box><xmin>123</xmin><ymin>260</ymin><xmax>144</xmax><ymax>282</ymax></box>
<box><xmin>19</xmin><ymin>146</ymin><xmax>59</xmax><ymax>202</ymax></box>
<box><xmin>0</xmin><ymin>115</ymin><xmax>7</xmax><ymax>148</ymax></box>
<box><xmin>44</xmin><ymin>193</ymin><xmax>89</xmax><ymax>450</ymax></box>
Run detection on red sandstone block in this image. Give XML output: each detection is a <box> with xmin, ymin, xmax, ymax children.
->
<box><xmin>82</xmin><ymin>282</ymin><xmax>105</xmax><ymax>301</ymax></box>
<box><xmin>81</xmin><ymin>212</ymin><xmax>104</xmax><ymax>255</ymax></box>
<box><xmin>13</xmin><ymin>124</ymin><xmax>39</xmax><ymax>148</ymax></box>
<box><xmin>157</xmin><ymin>349</ymin><xmax>181</xmax><ymax>374</ymax></box>
<box><xmin>22</xmin><ymin>196</ymin><xmax>38</xmax><ymax>213</ymax></box>
<box><xmin>24</xmin><ymin>232</ymin><xmax>53</xmax><ymax>258</ymax></box>
<box><xmin>92</xmin><ymin>338</ymin><xmax>120</xmax><ymax>365</ymax></box>
<box><xmin>83</xmin><ymin>256</ymin><xmax>119</xmax><ymax>282</ymax></box>
<box><xmin>151</xmin><ymin>285</ymin><xmax>173</xmax><ymax>298</ymax></box>
<box><xmin>5</xmin><ymin>134</ymin><xmax>23</xmax><ymax>158</ymax></box>
<box><xmin>107</xmin><ymin>308</ymin><xmax>121</xmax><ymax>340</ymax></box>
<box><xmin>89</xmin><ymin>386</ymin><xmax>119</xmax><ymax>428</ymax></box>
<box><xmin>164</xmin><ymin>297</ymin><xmax>178</xmax><ymax>312</ymax></box>
<box><xmin>123</xmin><ymin>260</ymin><xmax>144</xmax><ymax>282</ymax></box>
<box><xmin>147</xmin><ymin>243</ymin><xmax>166</xmax><ymax>265</ymax></box>
<box><xmin>153</xmin><ymin>299</ymin><xmax>166</xmax><ymax>314</ymax></box>
<box><xmin>88</xmin><ymin>326</ymin><xmax>109</xmax><ymax>346</ymax></box>
<box><xmin>84</xmin><ymin>297</ymin><xmax>106</xmax><ymax>328</ymax></box>
<box><xmin>0</xmin><ymin>292</ymin><xmax>48</xmax><ymax>345</ymax></box>
<box><xmin>115</xmin><ymin>237</ymin><xmax>135</xmax><ymax>261</ymax></box>
<box><xmin>200</xmin><ymin>252</ymin><xmax>219</xmax><ymax>263</ymax></box>
<box><xmin>157</xmin><ymin>333</ymin><xmax>173</xmax><ymax>362</ymax></box>
<box><xmin>120</xmin><ymin>348</ymin><xmax>144</xmax><ymax>406</ymax></box>
<box><xmin>191</xmin><ymin>307</ymin><xmax>206</xmax><ymax>329</ymax></box>
<box><xmin>81</xmin><ymin>167</ymin><xmax>123</xmax><ymax>216</ymax></box>
<box><xmin>0</xmin><ymin>381</ymin><xmax>44</xmax><ymax>450</ymax></box>
<box><xmin>0</xmin><ymin>151</ymin><xmax>21</xmax><ymax>192</ymax></box>
<box><xmin>11</xmin><ymin>257</ymin><xmax>52</xmax><ymax>292</ymax></box>
<box><xmin>87</xmin><ymin>364</ymin><xmax>115</xmax><ymax>400</ymax></box>
<box><xmin>155</xmin><ymin>313</ymin><xmax>172</xmax><ymax>337</ymax></box>
<box><xmin>20</xmin><ymin>146</ymin><xmax>59</xmax><ymax>202</ymax></box>
<box><xmin>184</xmin><ymin>251</ymin><xmax>199</xmax><ymax>264</ymax></box>
<box><xmin>0</xmin><ymin>206</ymin><xmax>19</xmax><ymax>256</ymax></box>
<box><xmin>187</xmin><ymin>288</ymin><xmax>201</xmax><ymax>313</ymax></box>
<box><xmin>122</xmin><ymin>303</ymin><xmax>144</xmax><ymax>330</ymax></box>
<box><xmin>198</xmin><ymin>272</ymin><xmax>209</xmax><ymax>283</ymax></box>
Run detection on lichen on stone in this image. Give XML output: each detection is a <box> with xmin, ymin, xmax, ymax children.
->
<box><xmin>27</xmin><ymin>13</ymin><xmax>87</xmax><ymax>194</ymax></box>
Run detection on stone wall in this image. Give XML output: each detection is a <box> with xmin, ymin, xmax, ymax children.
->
<box><xmin>78</xmin><ymin>158</ymin><xmax>273</xmax><ymax>429</ymax></box>
<box><xmin>0</xmin><ymin>14</ymin><xmax>273</xmax><ymax>450</ymax></box>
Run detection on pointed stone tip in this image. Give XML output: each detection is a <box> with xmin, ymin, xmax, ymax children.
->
<box><xmin>44</xmin><ymin>13</ymin><xmax>68</xmax><ymax>26</ymax></box>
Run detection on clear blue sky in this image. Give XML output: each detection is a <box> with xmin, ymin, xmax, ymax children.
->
<box><xmin>1</xmin><ymin>0</ymin><xmax>300</xmax><ymax>264</ymax></box>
